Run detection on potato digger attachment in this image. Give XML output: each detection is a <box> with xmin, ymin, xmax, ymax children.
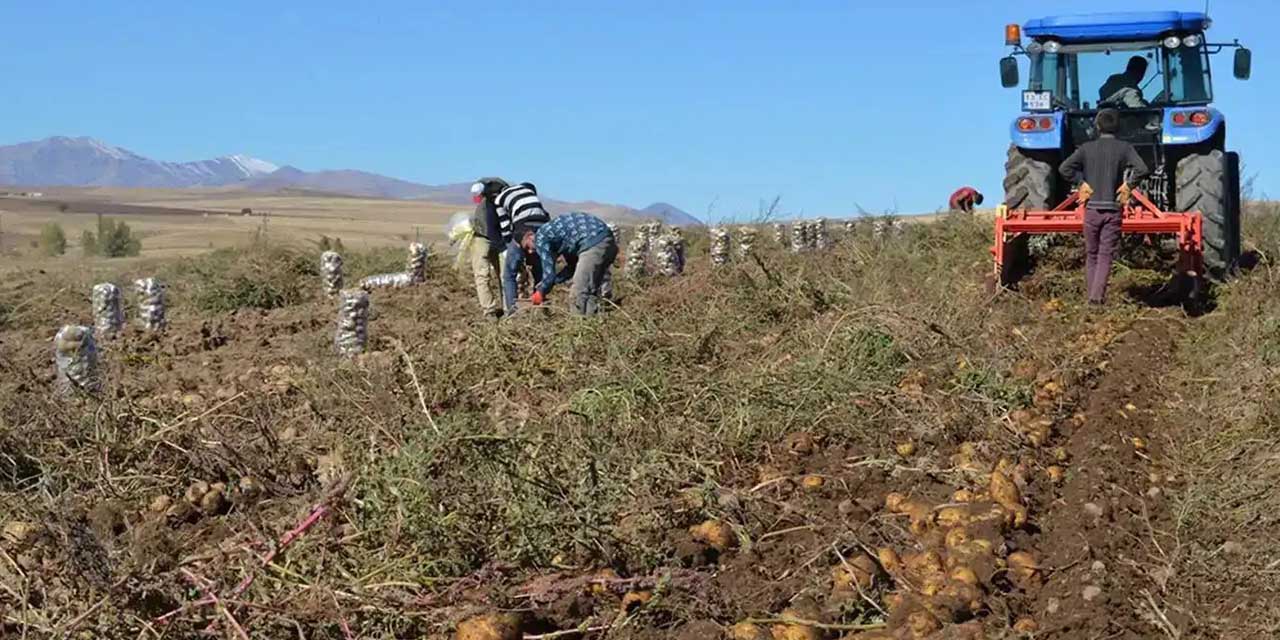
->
<box><xmin>991</xmin><ymin>189</ymin><xmax>1204</xmax><ymax>289</ymax></box>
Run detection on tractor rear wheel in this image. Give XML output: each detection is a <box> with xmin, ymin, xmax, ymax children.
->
<box><xmin>1003</xmin><ymin>145</ymin><xmax>1054</xmax><ymax>211</ymax></box>
<box><xmin>1176</xmin><ymin>149</ymin><xmax>1241</xmax><ymax>280</ymax></box>
<box><xmin>1000</xmin><ymin>145</ymin><xmax>1056</xmax><ymax>286</ymax></box>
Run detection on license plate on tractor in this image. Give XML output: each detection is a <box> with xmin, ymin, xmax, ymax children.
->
<box><xmin>1022</xmin><ymin>90</ymin><xmax>1052</xmax><ymax>111</ymax></box>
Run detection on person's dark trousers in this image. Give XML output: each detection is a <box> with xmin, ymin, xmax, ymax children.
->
<box><xmin>1084</xmin><ymin>207</ymin><xmax>1123</xmax><ymax>303</ymax></box>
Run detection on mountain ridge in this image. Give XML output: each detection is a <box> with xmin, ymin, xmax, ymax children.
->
<box><xmin>0</xmin><ymin>136</ymin><xmax>701</xmax><ymax>225</ymax></box>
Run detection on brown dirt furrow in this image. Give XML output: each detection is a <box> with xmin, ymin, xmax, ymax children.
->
<box><xmin>1033</xmin><ymin>315</ymin><xmax>1183</xmax><ymax>639</ymax></box>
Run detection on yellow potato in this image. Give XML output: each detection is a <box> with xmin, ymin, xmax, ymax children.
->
<box><xmin>772</xmin><ymin>607</ymin><xmax>822</xmax><ymax>640</ymax></box>
<box><xmin>936</xmin><ymin>506</ymin><xmax>971</xmax><ymax>528</ymax></box>
<box><xmin>896</xmin><ymin>441</ymin><xmax>917</xmax><ymax>457</ymax></box>
<box><xmin>907</xmin><ymin>610</ymin><xmax>942</xmax><ymax>639</ymax></box>
<box><xmin>884</xmin><ymin>492</ymin><xmax>908</xmax><ymax>513</ymax></box>
<box><xmin>952</xmin><ymin>489</ymin><xmax>976</xmax><ymax>503</ymax></box>
<box><xmin>877</xmin><ymin>547</ymin><xmax>902</xmax><ymax>574</ymax></box>
<box><xmin>690</xmin><ymin>520</ymin><xmax>737</xmax><ymax>551</ymax></box>
<box><xmin>905</xmin><ymin>550</ymin><xmax>944</xmax><ymax>577</ymax></box>
<box><xmin>1046</xmin><ymin>466</ymin><xmax>1065</xmax><ymax>484</ymax></box>
<box><xmin>1013</xmin><ymin>616</ymin><xmax>1039</xmax><ymax>633</ymax></box>
<box><xmin>620</xmin><ymin>590</ymin><xmax>652</xmax><ymax>612</ymax></box>
<box><xmin>832</xmin><ymin>553</ymin><xmax>879</xmax><ymax>592</ymax></box>
<box><xmin>770</xmin><ymin>625</ymin><xmax>820</xmax><ymax>640</ymax></box>
<box><xmin>919</xmin><ymin>572</ymin><xmax>947</xmax><ymax>596</ymax></box>
<box><xmin>949</xmin><ymin>566</ymin><xmax>980</xmax><ymax>586</ymax></box>
<box><xmin>1007</xmin><ymin>551</ymin><xmax>1041</xmax><ymax>589</ymax></box>
<box><xmin>989</xmin><ymin>471</ymin><xmax>1021</xmax><ymax>511</ymax></box>
<box><xmin>589</xmin><ymin>568</ymin><xmax>620</xmax><ymax>595</ymax></box>
<box><xmin>729</xmin><ymin>622</ymin><xmax>771</xmax><ymax>640</ymax></box>
<box><xmin>800</xmin><ymin>475</ymin><xmax>825</xmax><ymax>490</ymax></box>
<box><xmin>184</xmin><ymin>481</ymin><xmax>210</xmax><ymax>506</ymax></box>
<box><xmin>945</xmin><ymin>527</ymin><xmax>971</xmax><ymax>549</ymax></box>
<box><xmin>455</xmin><ymin>613</ymin><xmax>522</xmax><ymax>640</ymax></box>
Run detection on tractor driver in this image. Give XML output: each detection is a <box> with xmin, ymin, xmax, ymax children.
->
<box><xmin>1099</xmin><ymin>56</ymin><xmax>1149</xmax><ymax>108</ymax></box>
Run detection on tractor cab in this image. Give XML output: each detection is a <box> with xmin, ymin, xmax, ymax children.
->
<box><xmin>996</xmin><ymin>11</ymin><xmax>1250</xmax><ymax>281</ymax></box>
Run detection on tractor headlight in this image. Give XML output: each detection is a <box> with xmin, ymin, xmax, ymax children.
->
<box><xmin>1163</xmin><ymin>36</ymin><xmax>1182</xmax><ymax>49</ymax></box>
<box><xmin>1042</xmin><ymin>40</ymin><xmax>1061</xmax><ymax>53</ymax></box>
<box><xmin>1027</xmin><ymin>41</ymin><xmax>1043</xmax><ymax>54</ymax></box>
<box><xmin>1182</xmin><ymin>34</ymin><xmax>1203</xmax><ymax>47</ymax></box>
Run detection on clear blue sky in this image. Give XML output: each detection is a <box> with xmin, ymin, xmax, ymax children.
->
<box><xmin>1</xmin><ymin>1</ymin><xmax>1270</xmax><ymax>219</ymax></box>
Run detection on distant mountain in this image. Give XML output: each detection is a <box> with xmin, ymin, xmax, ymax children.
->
<box><xmin>0</xmin><ymin>136</ymin><xmax>277</xmax><ymax>188</ymax></box>
<box><xmin>0</xmin><ymin>136</ymin><xmax>702</xmax><ymax>225</ymax></box>
<box><xmin>244</xmin><ymin>166</ymin><xmax>439</xmax><ymax>199</ymax></box>
<box><xmin>639</xmin><ymin>202</ymin><xmax>701</xmax><ymax>226</ymax></box>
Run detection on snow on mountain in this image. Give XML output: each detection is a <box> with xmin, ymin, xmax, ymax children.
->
<box><xmin>0</xmin><ymin>137</ymin><xmax>279</xmax><ymax>188</ymax></box>
<box><xmin>226</xmin><ymin>154</ymin><xmax>279</xmax><ymax>176</ymax></box>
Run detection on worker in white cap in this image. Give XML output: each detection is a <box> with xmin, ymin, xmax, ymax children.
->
<box><xmin>468</xmin><ymin>177</ymin><xmax>509</xmax><ymax>318</ymax></box>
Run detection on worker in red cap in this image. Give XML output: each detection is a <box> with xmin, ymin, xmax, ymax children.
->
<box><xmin>948</xmin><ymin>187</ymin><xmax>984</xmax><ymax>213</ymax></box>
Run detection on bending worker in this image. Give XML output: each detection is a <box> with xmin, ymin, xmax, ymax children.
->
<box><xmin>948</xmin><ymin>187</ymin><xmax>984</xmax><ymax>213</ymax></box>
<box><xmin>496</xmin><ymin>181</ymin><xmax>552</xmax><ymax>314</ymax></box>
<box><xmin>1058</xmin><ymin>108</ymin><xmax>1149</xmax><ymax>306</ymax></box>
<box><xmin>511</xmin><ymin>212</ymin><xmax>618</xmax><ymax>316</ymax></box>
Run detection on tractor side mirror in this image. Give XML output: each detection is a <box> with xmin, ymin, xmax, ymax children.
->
<box><xmin>1000</xmin><ymin>56</ymin><xmax>1020</xmax><ymax>88</ymax></box>
<box><xmin>1234</xmin><ymin>47</ymin><xmax>1252</xmax><ymax>80</ymax></box>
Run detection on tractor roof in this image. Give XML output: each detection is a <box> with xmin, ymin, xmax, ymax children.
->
<box><xmin>1024</xmin><ymin>11</ymin><xmax>1209</xmax><ymax>43</ymax></box>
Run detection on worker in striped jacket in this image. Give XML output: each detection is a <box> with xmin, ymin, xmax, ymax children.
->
<box><xmin>496</xmin><ymin>182</ymin><xmax>553</xmax><ymax>314</ymax></box>
<box><xmin>495</xmin><ymin>182</ymin><xmax>552</xmax><ymax>244</ymax></box>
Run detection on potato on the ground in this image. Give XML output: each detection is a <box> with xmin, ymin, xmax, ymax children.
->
<box><xmin>1006</xmin><ymin>551</ymin><xmax>1042</xmax><ymax>589</ymax></box>
<box><xmin>621</xmin><ymin>590</ymin><xmax>652</xmax><ymax>612</ymax></box>
<box><xmin>690</xmin><ymin>519</ymin><xmax>737</xmax><ymax>551</ymax></box>
<box><xmin>832</xmin><ymin>553</ymin><xmax>879</xmax><ymax>592</ymax></box>
<box><xmin>729</xmin><ymin>622</ymin><xmax>773</xmax><ymax>640</ymax></box>
<box><xmin>455</xmin><ymin>613</ymin><xmax>522</xmax><ymax>640</ymax></box>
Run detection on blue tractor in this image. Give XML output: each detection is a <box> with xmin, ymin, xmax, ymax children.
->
<box><xmin>999</xmin><ymin>11</ymin><xmax>1252</xmax><ymax>279</ymax></box>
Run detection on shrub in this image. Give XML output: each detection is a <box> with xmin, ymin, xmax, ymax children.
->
<box><xmin>315</xmin><ymin>235</ymin><xmax>345</xmax><ymax>253</ymax></box>
<box><xmin>81</xmin><ymin>230</ymin><xmax>98</xmax><ymax>257</ymax></box>
<box><xmin>38</xmin><ymin>223</ymin><xmax>67</xmax><ymax>256</ymax></box>
<box><xmin>171</xmin><ymin>246</ymin><xmax>317</xmax><ymax>313</ymax></box>
<box><xmin>82</xmin><ymin>217</ymin><xmax>142</xmax><ymax>258</ymax></box>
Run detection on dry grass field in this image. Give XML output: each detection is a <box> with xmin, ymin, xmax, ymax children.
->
<box><xmin>0</xmin><ymin>188</ymin><xmax>465</xmax><ymax>272</ymax></box>
<box><xmin>3</xmin><ymin>206</ymin><xmax>1279</xmax><ymax>639</ymax></box>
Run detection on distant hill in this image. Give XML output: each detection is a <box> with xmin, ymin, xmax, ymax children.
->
<box><xmin>639</xmin><ymin>202</ymin><xmax>701</xmax><ymax>226</ymax></box>
<box><xmin>243</xmin><ymin>166</ymin><xmax>437</xmax><ymax>200</ymax></box>
<box><xmin>0</xmin><ymin>136</ymin><xmax>701</xmax><ymax>225</ymax></box>
<box><xmin>0</xmin><ymin>136</ymin><xmax>276</xmax><ymax>188</ymax></box>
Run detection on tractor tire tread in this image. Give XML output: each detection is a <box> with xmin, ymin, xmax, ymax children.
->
<box><xmin>1176</xmin><ymin>150</ymin><xmax>1240</xmax><ymax>280</ymax></box>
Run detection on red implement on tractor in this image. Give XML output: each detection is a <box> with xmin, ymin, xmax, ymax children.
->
<box><xmin>991</xmin><ymin>190</ymin><xmax>1204</xmax><ymax>288</ymax></box>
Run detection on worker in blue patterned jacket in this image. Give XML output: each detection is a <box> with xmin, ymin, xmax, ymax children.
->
<box><xmin>510</xmin><ymin>212</ymin><xmax>618</xmax><ymax>316</ymax></box>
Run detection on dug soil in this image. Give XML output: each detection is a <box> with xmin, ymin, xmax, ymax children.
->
<box><xmin>1029</xmin><ymin>316</ymin><xmax>1187</xmax><ymax>638</ymax></box>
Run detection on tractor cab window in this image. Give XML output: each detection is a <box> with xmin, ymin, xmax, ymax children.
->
<box><xmin>1030</xmin><ymin>40</ymin><xmax>1216</xmax><ymax>110</ymax></box>
<box><xmin>1164</xmin><ymin>44</ymin><xmax>1212</xmax><ymax>103</ymax></box>
<box><xmin>1028</xmin><ymin>52</ymin><xmax>1063</xmax><ymax>94</ymax></box>
<box><xmin>1068</xmin><ymin>46</ymin><xmax>1159</xmax><ymax>110</ymax></box>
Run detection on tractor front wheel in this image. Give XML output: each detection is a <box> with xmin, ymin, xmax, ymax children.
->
<box><xmin>1176</xmin><ymin>149</ymin><xmax>1241</xmax><ymax>280</ymax></box>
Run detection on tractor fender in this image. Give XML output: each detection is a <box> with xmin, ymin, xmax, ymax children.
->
<box><xmin>1010</xmin><ymin>112</ymin><xmax>1064</xmax><ymax>150</ymax></box>
<box><xmin>1162</xmin><ymin>107</ymin><xmax>1224</xmax><ymax>146</ymax></box>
